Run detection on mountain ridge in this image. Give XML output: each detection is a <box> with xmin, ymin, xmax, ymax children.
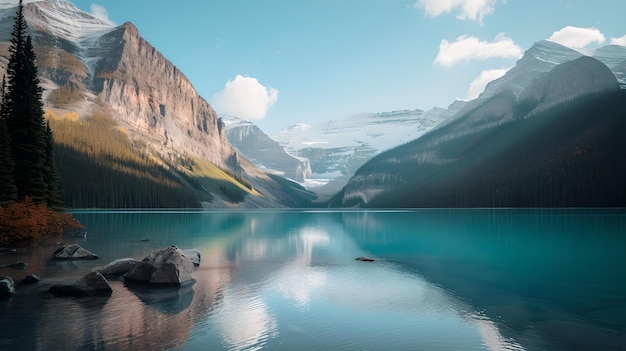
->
<box><xmin>330</xmin><ymin>56</ymin><xmax>625</xmax><ymax>207</ymax></box>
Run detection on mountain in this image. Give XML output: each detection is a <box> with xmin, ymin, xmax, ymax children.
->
<box><xmin>269</xmin><ymin>106</ymin><xmax>461</xmax><ymax>190</ymax></box>
<box><xmin>593</xmin><ymin>45</ymin><xmax>626</xmax><ymax>88</ymax></box>
<box><xmin>222</xmin><ymin>116</ymin><xmax>311</xmax><ymax>182</ymax></box>
<box><xmin>0</xmin><ymin>0</ymin><xmax>309</xmax><ymax>208</ymax></box>
<box><xmin>447</xmin><ymin>40</ymin><xmax>626</xmax><ymax>127</ymax></box>
<box><xmin>330</xmin><ymin>56</ymin><xmax>626</xmax><ymax>208</ymax></box>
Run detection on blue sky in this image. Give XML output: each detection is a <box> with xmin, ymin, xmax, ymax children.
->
<box><xmin>68</xmin><ymin>0</ymin><xmax>626</xmax><ymax>131</ymax></box>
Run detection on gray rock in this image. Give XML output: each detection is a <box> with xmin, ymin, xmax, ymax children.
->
<box><xmin>21</xmin><ymin>275</ymin><xmax>41</xmax><ymax>285</ymax></box>
<box><xmin>52</xmin><ymin>244</ymin><xmax>99</xmax><ymax>260</ymax></box>
<box><xmin>97</xmin><ymin>258</ymin><xmax>142</xmax><ymax>276</ymax></box>
<box><xmin>49</xmin><ymin>272</ymin><xmax>112</xmax><ymax>297</ymax></box>
<box><xmin>0</xmin><ymin>276</ymin><xmax>15</xmax><ymax>298</ymax></box>
<box><xmin>77</xmin><ymin>272</ymin><xmax>112</xmax><ymax>296</ymax></box>
<box><xmin>124</xmin><ymin>246</ymin><xmax>194</xmax><ymax>286</ymax></box>
<box><xmin>123</xmin><ymin>262</ymin><xmax>156</xmax><ymax>282</ymax></box>
<box><xmin>182</xmin><ymin>248</ymin><xmax>201</xmax><ymax>267</ymax></box>
<box><xmin>355</xmin><ymin>256</ymin><xmax>375</xmax><ymax>262</ymax></box>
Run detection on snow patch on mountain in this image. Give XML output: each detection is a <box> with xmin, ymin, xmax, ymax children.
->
<box><xmin>272</xmin><ymin>108</ymin><xmax>452</xmax><ymax>155</ymax></box>
<box><xmin>25</xmin><ymin>0</ymin><xmax>114</xmax><ymax>42</ymax></box>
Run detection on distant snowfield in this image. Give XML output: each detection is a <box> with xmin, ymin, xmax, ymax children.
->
<box><xmin>271</xmin><ymin>109</ymin><xmax>453</xmax><ymax>157</ymax></box>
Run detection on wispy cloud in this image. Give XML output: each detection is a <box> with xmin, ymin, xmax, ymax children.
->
<box><xmin>466</xmin><ymin>68</ymin><xmax>508</xmax><ymax>100</ymax></box>
<box><xmin>88</xmin><ymin>4</ymin><xmax>115</xmax><ymax>25</ymax></box>
<box><xmin>547</xmin><ymin>26</ymin><xmax>605</xmax><ymax>49</ymax></box>
<box><xmin>414</xmin><ymin>0</ymin><xmax>505</xmax><ymax>25</ymax></box>
<box><xmin>212</xmin><ymin>75</ymin><xmax>278</xmax><ymax>121</ymax></box>
<box><xmin>434</xmin><ymin>33</ymin><xmax>522</xmax><ymax>68</ymax></box>
<box><xmin>610</xmin><ymin>34</ymin><xmax>626</xmax><ymax>46</ymax></box>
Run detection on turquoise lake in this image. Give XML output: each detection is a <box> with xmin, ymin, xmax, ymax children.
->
<box><xmin>0</xmin><ymin>209</ymin><xmax>625</xmax><ymax>350</ymax></box>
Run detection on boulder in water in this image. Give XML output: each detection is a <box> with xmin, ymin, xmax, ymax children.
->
<box><xmin>52</xmin><ymin>244</ymin><xmax>99</xmax><ymax>260</ymax></box>
<box><xmin>49</xmin><ymin>272</ymin><xmax>112</xmax><ymax>297</ymax></box>
<box><xmin>124</xmin><ymin>246</ymin><xmax>194</xmax><ymax>286</ymax></box>
<box><xmin>96</xmin><ymin>258</ymin><xmax>142</xmax><ymax>276</ymax></box>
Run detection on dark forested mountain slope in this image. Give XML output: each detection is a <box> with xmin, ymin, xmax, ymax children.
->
<box><xmin>331</xmin><ymin>57</ymin><xmax>626</xmax><ymax>208</ymax></box>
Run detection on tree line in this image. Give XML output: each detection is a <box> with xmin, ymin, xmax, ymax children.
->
<box><xmin>49</xmin><ymin>111</ymin><xmax>200</xmax><ymax>208</ymax></box>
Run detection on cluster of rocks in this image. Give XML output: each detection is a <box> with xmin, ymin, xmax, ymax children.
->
<box><xmin>1</xmin><ymin>245</ymin><xmax>201</xmax><ymax>299</ymax></box>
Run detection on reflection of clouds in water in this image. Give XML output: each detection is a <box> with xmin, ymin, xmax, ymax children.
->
<box><xmin>216</xmin><ymin>293</ymin><xmax>278</xmax><ymax>351</ymax></box>
<box><xmin>277</xmin><ymin>264</ymin><xmax>327</xmax><ymax>306</ymax></box>
<box><xmin>278</xmin><ymin>227</ymin><xmax>329</xmax><ymax>306</ymax></box>
<box><xmin>241</xmin><ymin>238</ymin><xmax>272</xmax><ymax>260</ymax></box>
<box><xmin>294</xmin><ymin>226</ymin><xmax>330</xmax><ymax>263</ymax></box>
<box><xmin>472</xmin><ymin>313</ymin><xmax>526</xmax><ymax>351</ymax></box>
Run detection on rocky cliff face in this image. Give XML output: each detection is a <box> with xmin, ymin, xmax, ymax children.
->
<box><xmin>0</xmin><ymin>1</ymin><xmax>236</xmax><ymax>168</ymax></box>
<box><xmin>223</xmin><ymin>116</ymin><xmax>311</xmax><ymax>182</ymax></box>
<box><xmin>0</xmin><ymin>0</ymin><xmax>310</xmax><ymax>207</ymax></box>
<box><xmin>92</xmin><ymin>22</ymin><xmax>235</xmax><ymax>166</ymax></box>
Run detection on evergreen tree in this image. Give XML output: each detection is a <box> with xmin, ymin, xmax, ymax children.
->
<box><xmin>0</xmin><ymin>119</ymin><xmax>17</xmax><ymax>206</ymax></box>
<box><xmin>43</xmin><ymin>120</ymin><xmax>62</xmax><ymax>208</ymax></box>
<box><xmin>4</xmin><ymin>0</ymin><xmax>62</xmax><ymax>205</ymax></box>
<box><xmin>0</xmin><ymin>75</ymin><xmax>17</xmax><ymax>205</ymax></box>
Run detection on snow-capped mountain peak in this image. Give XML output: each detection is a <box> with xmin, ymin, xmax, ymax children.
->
<box><xmin>24</xmin><ymin>0</ymin><xmax>114</xmax><ymax>42</ymax></box>
<box><xmin>526</xmin><ymin>40</ymin><xmax>584</xmax><ymax>65</ymax></box>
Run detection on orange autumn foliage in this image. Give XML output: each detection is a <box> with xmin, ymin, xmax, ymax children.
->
<box><xmin>0</xmin><ymin>197</ymin><xmax>84</xmax><ymax>245</ymax></box>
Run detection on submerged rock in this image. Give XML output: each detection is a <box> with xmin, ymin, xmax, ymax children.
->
<box><xmin>21</xmin><ymin>275</ymin><xmax>41</xmax><ymax>285</ymax></box>
<box><xmin>9</xmin><ymin>261</ymin><xmax>27</xmax><ymax>269</ymax></box>
<box><xmin>355</xmin><ymin>256</ymin><xmax>375</xmax><ymax>262</ymax></box>
<box><xmin>124</xmin><ymin>246</ymin><xmax>194</xmax><ymax>286</ymax></box>
<box><xmin>96</xmin><ymin>258</ymin><xmax>142</xmax><ymax>276</ymax></box>
<box><xmin>72</xmin><ymin>230</ymin><xmax>87</xmax><ymax>238</ymax></box>
<box><xmin>52</xmin><ymin>244</ymin><xmax>99</xmax><ymax>260</ymax></box>
<box><xmin>0</xmin><ymin>276</ymin><xmax>15</xmax><ymax>298</ymax></box>
<box><xmin>49</xmin><ymin>272</ymin><xmax>112</xmax><ymax>297</ymax></box>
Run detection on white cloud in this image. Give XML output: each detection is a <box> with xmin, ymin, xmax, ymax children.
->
<box><xmin>415</xmin><ymin>0</ymin><xmax>505</xmax><ymax>25</ymax></box>
<box><xmin>89</xmin><ymin>4</ymin><xmax>114</xmax><ymax>25</ymax></box>
<box><xmin>547</xmin><ymin>26</ymin><xmax>605</xmax><ymax>49</ymax></box>
<box><xmin>466</xmin><ymin>68</ymin><xmax>508</xmax><ymax>100</ymax></box>
<box><xmin>212</xmin><ymin>75</ymin><xmax>278</xmax><ymax>120</ymax></box>
<box><xmin>434</xmin><ymin>33</ymin><xmax>523</xmax><ymax>67</ymax></box>
<box><xmin>610</xmin><ymin>34</ymin><xmax>626</xmax><ymax>46</ymax></box>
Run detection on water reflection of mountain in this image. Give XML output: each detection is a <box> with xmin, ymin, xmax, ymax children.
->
<box><xmin>34</xmin><ymin>262</ymin><xmax>234</xmax><ymax>350</ymax></box>
<box><xmin>340</xmin><ymin>210</ymin><xmax>626</xmax><ymax>351</ymax></box>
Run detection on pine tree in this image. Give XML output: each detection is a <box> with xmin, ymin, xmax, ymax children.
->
<box><xmin>0</xmin><ymin>120</ymin><xmax>17</xmax><ymax>206</ymax></box>
<box><xmin>4</xmin><ymin>0</ymin><xmax>62</xmax><ymax>206</ymax></box>
<box><xmin>43</xmin><ymin>120</ymin><xmax>63</xmax><ymax>208</ymax></box>
<box><xmin>0</xmin><ymin>75</ymin><xmax>17</xmax><ymax>205</ymax></box>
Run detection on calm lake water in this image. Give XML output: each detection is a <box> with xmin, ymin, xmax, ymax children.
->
<box><xmin>0</xmin><ymin>209</ymin><xmax>625</xmax><ymax>351</ymax></box>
